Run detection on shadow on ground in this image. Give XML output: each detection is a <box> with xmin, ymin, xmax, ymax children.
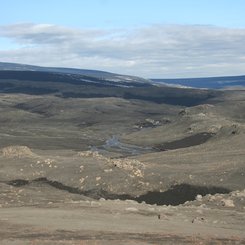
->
<box><xmin>5</xmin><ymin>178</ymin><xmax>230</xmax><ymax>206</ymax></box>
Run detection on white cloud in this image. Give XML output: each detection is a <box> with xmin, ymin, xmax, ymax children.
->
<box><xmin>0</xmin><ymin>23</ymin><xmax>245</xmax><ymax>78</ymax></box>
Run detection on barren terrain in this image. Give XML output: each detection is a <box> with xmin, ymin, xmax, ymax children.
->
<box><xmin>0</xmin><ymin>66</ymin><xmax>244</xmax><ymax>244</ymax></box>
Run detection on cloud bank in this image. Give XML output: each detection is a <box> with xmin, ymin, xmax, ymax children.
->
<box><xmin>0</xmin><ymin>23</ymin><xmax>245</xmax><ymax>78</ymax></box>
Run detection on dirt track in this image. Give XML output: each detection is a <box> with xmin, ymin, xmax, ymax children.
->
<box><xmin>0</xmin><ymin>200</ymin><xmax>244</xmax><ymax>245</ymax></box>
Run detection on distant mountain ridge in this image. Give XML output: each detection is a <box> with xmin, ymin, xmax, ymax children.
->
<box><xmin>151</xmin><ymin>76</ymin><xmax>245</xmax><ymax>89</ymax></box>
<box><xmin>0</xmin><ymin>62</ymin><xmax>151</xmax><ymax>85</ymax></box>
<box><xmin>1</xmin><ymin>62</ymin><xmax>244</xmax><ymax>89</ymax></box>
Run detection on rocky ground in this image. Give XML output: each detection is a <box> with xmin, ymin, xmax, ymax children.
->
<box><xmin>0</xmin><ymin>88</ymin><xmax>244</xmax><ymax>244</ymax></box>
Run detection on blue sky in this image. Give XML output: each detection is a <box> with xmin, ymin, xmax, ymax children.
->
<box><xmin>1</xmin><ymin>0</ymin><xmax>245</xmax><ymax>28</ymax></box>
<box><xmin>1</xmin><ymin>0</ymin><xmax>245</xmax><ymax>77</ymax></box>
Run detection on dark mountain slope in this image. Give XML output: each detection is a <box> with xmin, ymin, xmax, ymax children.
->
<box><xmin>0</xmin><ymin>62</ymin><xmax>150</xmax><ymax>84</ymax></box>
<box><xmin>0</xmin><ymin>70</ymin><xmax>219</xmax><ymax>106</ymax></box>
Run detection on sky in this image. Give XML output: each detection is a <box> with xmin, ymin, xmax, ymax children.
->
<box><xmin>0</xmin><ymin>0</ymin><xmax>245</xmax><ymax>78</ymax></box>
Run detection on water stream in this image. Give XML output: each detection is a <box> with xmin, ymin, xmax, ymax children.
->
<box><xmin>91</xmin><ymin>135</ymin><xmax>154</xmax><ymax>156</ymax></box>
